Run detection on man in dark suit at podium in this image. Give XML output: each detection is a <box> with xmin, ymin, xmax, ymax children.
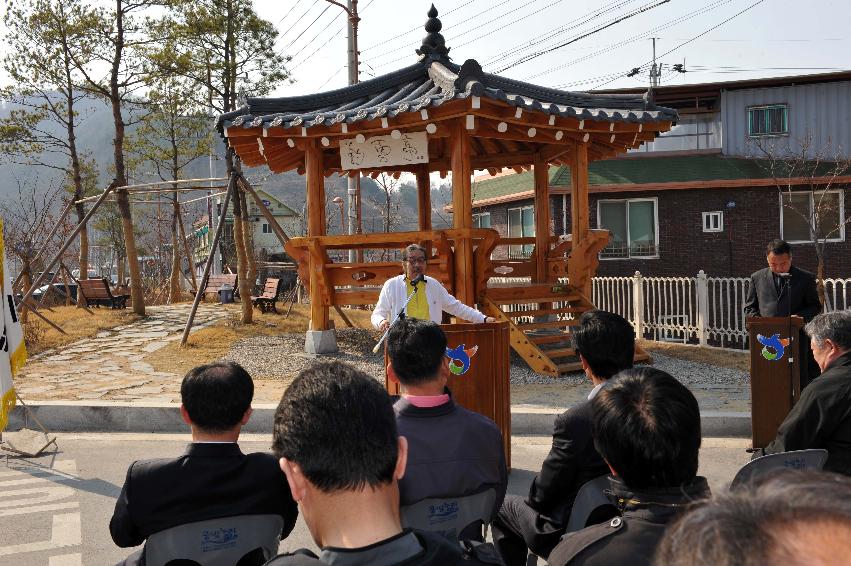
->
<box><xmin>744</xmin><ymin>239</ymin><xmax>822</xmax><ymax>386</ymax></box>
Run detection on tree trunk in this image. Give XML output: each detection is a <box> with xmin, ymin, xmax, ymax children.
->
<box><xmin>117</xmin><ymin>255</ymin><xmax>126</xmax><ymax>288</ymax></box>
<box><xmin>816</xmin><ymin>251</ymin><xmax>826</xmax><ymax>307</ymax></box>
<box><xmin>229</xmin><ymin>169</ymin><xmax>252</xmax><ymax>323</ymax></box>
<box><xmin>77</xmin><ymin>220</ymin><xmax>89</xmax><ymax>306</ymax></box>
<box><xmin>239</xmin><ymin>187</ymin><xmax>257</xmax><ymax>293</ymax></box>
<box><xmin>20</xmin><ymin>260</ymin><xmax>32</xmax><ymax>323</ymax></box>
<box><xmin>168</xmin><ymin>194</ymin><xmax>181</xmax><ymax>303</ymax></box>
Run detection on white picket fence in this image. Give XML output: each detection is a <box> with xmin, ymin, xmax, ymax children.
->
<box><xmin>593</xmin><ymin>272</ymin><xmax>851</xmax><ymax>350</ymax></box>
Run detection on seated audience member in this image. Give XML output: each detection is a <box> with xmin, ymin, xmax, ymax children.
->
<box><xmin>265</xmin><ymin>361</ymin><xmax>502</xmax><ymax>565</ymax></box>
<box><xmin>761</xmin><ymin>310</ymin><xmax>851</xmax><ymax>474</ymax></box>
<box><xmin>655</xmin><ymin>470</ymin><xmax>851</xmax><ymax>566</ymax></box>
<box><xmin>547</xmin><ymin>367</ymin><xmax>711</xmax><ymax>566</ymax></box>
<box><xmin>387</xmin><ymin>318</ymin><xmax>507</xmax><ymax>536</ymax></box>
<box><xmin>110</xmin><ymin>362</ymin><xmax>298</xmax><ymax>566</ymax></box>
<box><xmin>492</xmin><ymin>310</ymin><xmax>634</xmax><ymax>564</ymax></box>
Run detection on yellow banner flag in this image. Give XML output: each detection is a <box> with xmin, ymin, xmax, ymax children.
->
<box><xmin>1</xmin><ymin>219</ymin><xmax>27</xmax><ymax>431</ymax></box>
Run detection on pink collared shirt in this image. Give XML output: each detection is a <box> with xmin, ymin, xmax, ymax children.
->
<box><xmin>404</xmin><ymin>394</ymin><xmax>450</xmax><ymax>408</ymax></box>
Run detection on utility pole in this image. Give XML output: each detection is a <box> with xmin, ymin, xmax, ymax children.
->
<box><xmin>650</xmin><ymin>37</ymin><xmax>662</xmax><ymax>89</ymax></box>
<box><xmin>325</xmin><ymin>0</ymin><xmax>361</xmax><ymax>262</ymax></box>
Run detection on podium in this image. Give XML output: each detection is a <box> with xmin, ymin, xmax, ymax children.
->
<box><xmin>747</xmin><ymin>316</ymin><xmax>804</xmax><ymax>448</ymax></box>
<box><xmin>385</xmin><ymin>321</ymin><xmax>511</xmax><ymax>466</ymax></box>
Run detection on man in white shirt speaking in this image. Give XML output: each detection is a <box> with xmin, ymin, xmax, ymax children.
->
<box><xmin>371</xmin><ymin>244</ymin><xmax>495</xmax><ymax>331</ymax></box>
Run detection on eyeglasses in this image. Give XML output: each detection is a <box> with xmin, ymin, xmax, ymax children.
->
<box><xmin>405</xmin><ymin>257</ymin><xmax>427</xmax><ymax>265</ymax></box>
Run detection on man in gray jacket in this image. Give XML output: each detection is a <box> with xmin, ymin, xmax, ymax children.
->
<box><xmin>387</xmin><ymin>318</ymin><xmax>507</xmax><ymax>538</ymax></box>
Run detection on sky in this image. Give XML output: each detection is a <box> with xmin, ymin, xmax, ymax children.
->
<box><xmin>251</xmin><ymin>0</ymin><xmax>851</xmax><ymax>97</ymax></box>
<box><xmin>0</xmin><ymin>0</ymin><xmax>848</xmax><ymax>96</ymax></box>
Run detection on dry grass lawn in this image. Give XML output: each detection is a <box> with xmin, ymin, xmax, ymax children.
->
<box><xmin>22</xmin><ymin>306</ymin><xmax>142</xmax><ymax>355</ymax></box>
<box><xmin>145</xmin><ymin>303</ymin><xmax>373</xmax><ymax>377</ymax></box>
<box><xmin>639</xmin><ymin>339</ymin><xmax>749</xmax><ymax>372</ymax></box>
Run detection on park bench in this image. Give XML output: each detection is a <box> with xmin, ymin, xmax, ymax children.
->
<box><xmin>193</xmin><ymin>273</ymin><xmax>238</xmax><ymax>302</ymax></box>
<box><xmin>252</xmin><ymin>278</ymin><xmax>283</xmax><ymax>313</ymax></box>
<box><xmin>78</xmin><ymin>278</ymin><xmax>130</xmax><ymax>309</ymax></box>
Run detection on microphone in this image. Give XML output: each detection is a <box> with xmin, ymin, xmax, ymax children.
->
<box><xmin>411</xmin><ymin>274</ymin><xmax>425</xmax><ymax>287</ymax></box>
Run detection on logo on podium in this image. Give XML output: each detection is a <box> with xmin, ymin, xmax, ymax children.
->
<box><xmin>757</xmin><ymin>333</ymin><xmax>790</xmax><ymax>361</ymax></box>
<box><xmin>445</xmin><ymin>344</ymin><xmax>478</xmax><ymax>375</ymax></box>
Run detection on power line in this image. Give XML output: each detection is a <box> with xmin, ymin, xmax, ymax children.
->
<box><xmin>527</xmin><ymin>0</ymin><xmax>734</xmax><ymax>82</ymax></box>
<box><xmin>360</xmin><ymin>0</ymin><xmax>479</xmax><ymax>53</ymax></box>
<box><xmin>287</xmin><ymin>7</ymin><xmax>342</xmax><ymax>62</ymax></box>
<box><xmin>284</xmin><ymin>3</ymin><xmax>333</xmax><ymax>51</ymax></box>
<box><xmin>481</xmin><ymin>0</ymin><xmax>639</xmax><ymax>68</ymax></box>
<box><xmin>367</xmin><ymin>0</ymin><xmax>512</xmax><ymax>64</ymax></box>
<box><xmin>291</xmin><ymin>0</ymin><xmax>379</xmax><ymax>75</ymax></box>
<box><xmin>371</xmin><ymin>0</ymin><xmax>556</xmax><ymax>70</ymax></box>
<box><xmin>278</xmin><ymin>2</ymin><xmax>300</xmax><ymax>25</ymax></box>
<box><xmin>587</xmin><ymin>0</ymin><xmax>768</xmax><ymax>91</ymax></box>
<box><xmin>278</xmin><ymin>0</ymin><xmax>320</xmax><ymax>43</ymax></box>
<box><xmin>493</xmin><ymin>0</ymin><xmax>670</xmax><ymax>74</ymax></box>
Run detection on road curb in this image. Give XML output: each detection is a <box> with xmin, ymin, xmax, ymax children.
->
<box><xmin>8</xmin><ymin>402</ymin><xmax>752</xmax><ymax>438</ymax></box>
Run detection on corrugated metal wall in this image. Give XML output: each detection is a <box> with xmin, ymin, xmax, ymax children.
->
<box><xmin>721</xmin><ymin>81</ymin><xmax>851</xmax><ymax>158</ymax></box>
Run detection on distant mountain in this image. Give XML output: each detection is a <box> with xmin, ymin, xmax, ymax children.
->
<box><xmin>0</xmin><ymin>96</ymin><xmax>453</xmax><ymax>234</ymax></box>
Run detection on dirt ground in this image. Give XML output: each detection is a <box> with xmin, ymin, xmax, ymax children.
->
<box><xmin>22</xmin><ymin>305</ymin><xmax>142</xmax><ymax>355</ymax></box>
<box><xmin>144</xmin><ymin>303</ymin><xmax>373</xmax><ymax>377</ymax></box>
<box><xmin>639</xmin><ymin>339</ymin><xmax>750</xmax><ymax>372</ymax></box>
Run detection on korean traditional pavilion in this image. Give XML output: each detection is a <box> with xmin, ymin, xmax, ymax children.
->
<box><xmin>217</xmin><ymin>6</ymin><xmax>677</xmax><ymax>375</ymax></box>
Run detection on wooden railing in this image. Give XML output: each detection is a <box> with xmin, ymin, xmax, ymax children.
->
<box><xmin>285</xmin><ymin>229</ymin><xmax>499</xmax><ymax>306</ymax></box>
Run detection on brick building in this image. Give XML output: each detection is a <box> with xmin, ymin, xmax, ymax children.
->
<box><xmin>469</xmin><ymin>72</ymin><xmax>851</xmax><ymax>278</ymax></box>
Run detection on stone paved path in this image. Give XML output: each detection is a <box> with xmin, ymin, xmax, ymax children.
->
<box><xmin>14</xmin><ymin>304</ymin><xmax>228</xmax><ymax>403</ymax></box>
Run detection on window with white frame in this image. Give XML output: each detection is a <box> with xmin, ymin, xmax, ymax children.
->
<box><xmin>473</xmin><ymin>212</ymin><xmax>491</xmax><ymax>229</ymax></box>
<box><xmin>748</xmin><ymin>104</ymin><xmax>788</xmax><ymax>137</ymax></box>
<box><xmin>598</xmin><ymin>198</ymin><xmax>659</xmax><ymax>259</ymax></box>
<box><xmin>780</xmin><ymin>190</ymin><xmax>845</xmax><ymax>243</ymax></box>
<box><xmin>702</xmin><ymin>211</ymin><xmax>723</xmax><ymax>233</ymax></box>
<box><xmin>262</xmin><ymin>222</ymin><xmax>272</xmax><ymax>234</ymax></box>
<box><xmin>507</xmin><ymin>205</ymin><xmax>534</xmax><ymax>258</ymax></box>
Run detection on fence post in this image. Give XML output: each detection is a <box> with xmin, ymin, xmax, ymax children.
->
<box><xmin>632</xmin><ymin>271</ymin><xmax>644</xmax><ymax>338</ymax></box>
<box><xmin>697</xmin><ymin>269</ymin><xmax>708</xmax><ymax>347</ymax></box>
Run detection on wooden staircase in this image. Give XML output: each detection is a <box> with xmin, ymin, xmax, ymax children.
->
<box><xmin>481</xmin><ymin>282</ymin><xmax>651</xmax><ymax>377</ymax></box>
<box><xmin>480</xmin><ymin>282</ymin><xmax>596</xmax><ymax>376</ymax></box>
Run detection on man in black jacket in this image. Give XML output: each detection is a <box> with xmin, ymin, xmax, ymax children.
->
<box><xmin>548</xmin><ymin>368</ymin><xmax>711</xmax><ymax>566</ymax></box>
<box><xmin>491</xmin><ymin>310</ymin><xmax>635</xmax><ymax>565</ymax></box>
<box><xmin>387</xmin><ymin>318</ymin><xmax>507</xmax><ymax>537</ymax></box>
<box><xmin>265</xmin><ymin>361</ymin><xmax>502</xmax><ymax>565</ymax></box>
<box><xmin>744</xmin><ymin>239</ymin><xmax>821</xmax><ymax>386</ymax></box>
<box><xmin>762</xmin><ymin>310</ymin><xmax>851</xmax><ymax>474</ymax></box>
<box><xmin>110</xmin><ymin>362</ymin><xmax>298</xmax><ymax>566</ymax></box>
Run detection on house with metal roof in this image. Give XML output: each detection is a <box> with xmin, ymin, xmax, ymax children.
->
<box><xmin>468</xmin><ymin>71</ymin><xmax>851</xmax><ymax>278</ymax></box>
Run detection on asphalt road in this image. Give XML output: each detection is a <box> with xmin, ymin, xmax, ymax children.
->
<box><xmin>0</xmin><ymin>433</ymin><xmax>751</xmax><ymax>566</ymax></box>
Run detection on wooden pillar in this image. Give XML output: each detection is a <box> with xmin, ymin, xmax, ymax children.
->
<box><xmin>305</xmin><ymin>140</ymin><xmax>329</xmax><ymax>330</ymax></box>
<box><xmin>533</xmin><ymin>153</ymin><xmax>551</xmax><ymax>283</ymax></box>
<box><xmin>570</xmin><ymin>143</ymin><xmax>590</xmax><ymax>239</ymax></box>
<box><xmin>450</xmin><ymin>122</ymin><xmax>474</xmax><ymax>305</ymax></box>
<box><xmin>416</xmin><ymin>165</ymin><xmax>432</xmax><ymax>231</ymax></box>
<box><xmin>569</xmin><ymin>142</ymin><xmax>592</xmax><ymax>297</ymax></box>
<box><xmin>416</xmin><ymin>165</ymin><xmax>433</xmax><ymax>256</ymax></box>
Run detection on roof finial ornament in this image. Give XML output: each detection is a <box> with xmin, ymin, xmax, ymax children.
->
<box><xmin>416</xmin><ymin>4</ymin><xmax>450</xmax><ymax>60</ymax></box>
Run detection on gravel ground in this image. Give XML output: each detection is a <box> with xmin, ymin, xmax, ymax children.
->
<box><xmin>224</xmin><ymin>328</ymin><xmax>750</xmax><ymax>388</ymax></box>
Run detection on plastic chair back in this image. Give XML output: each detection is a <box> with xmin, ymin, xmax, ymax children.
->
<box><xmin>144</xmin><ymin>514</ymin><xmax>283</xmax><ymax>566</ymax></box>
<box><xmin>731</xmin><ymin>449</ymin><xmax>828</xmax><ymax>489</ymax></box>
<box><xmin>565</xmin><ymin>475</ymin><xmax>618</xmax><ymax>533</ymax></box>
<box><xmin>400</xmin><ymin>488</ymin><xmax>496</xmax><ymax>542</ymax></box>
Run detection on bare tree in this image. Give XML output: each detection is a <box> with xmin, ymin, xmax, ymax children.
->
<box><xmin>752</xmin><ymin>132</ymin><xmax>851</xmax><ymax>305</ymax></box>
<box><xmin>0</xmin><ymin>179</ymin><xmax>65</xmax><ymax>321</ymax></box>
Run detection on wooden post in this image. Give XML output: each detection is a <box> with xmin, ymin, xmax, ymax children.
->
<box><xmin>569</xmin><ymin>143</ymin><xmax>591</xmax><ymax>297</ymax></box>
<box><xmin>450</xmin><ymin>122</ymin><xmax>474</xmax><ymax>305</ymax></box>
<box><xmin>305</xmin><ymin>140</ymin><xmax>329</xmax><ymax>331</ymax></box>
<box><xmin>533</xmin><ymin>153</ymin><xmax>552</xmax><ymax>283</ymax></box>
<box><xmin>416</xmin><ymin>165</ymin><xmax>432</xmax><ymax>231</ymax></box>
<box><xmin>570</xmin><ymin>143</ymin><xmax>590</xmax><ymax>239</ymax></box>
<box><xmin>416</xmin><ymin>165</ymin><xmax>432</xmax><ymax>255</ymax></box>
<box><xmin>180</xmin><ymin>173</ymin><xmax>236</xmax><ymax>346</ymax></box>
